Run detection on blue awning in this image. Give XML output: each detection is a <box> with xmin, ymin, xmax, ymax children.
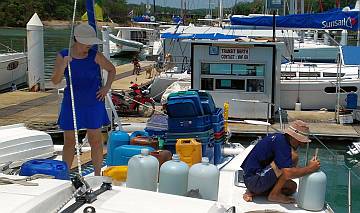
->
<box><xmin>341</xmin><ymin>46</ymin><xmax>360</xmax><ymax>65</ymax></box>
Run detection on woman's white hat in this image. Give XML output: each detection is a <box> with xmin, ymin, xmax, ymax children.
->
<box><xmin>74</xmin><ymin>23</ymin><xmax>102</xmax><ymax>45</ymax></box>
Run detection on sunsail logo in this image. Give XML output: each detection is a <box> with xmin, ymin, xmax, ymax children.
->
<box><xmin>321</xmin><ymin>17</ymin><xmax>357</xmax><ymax>29</ymax></box>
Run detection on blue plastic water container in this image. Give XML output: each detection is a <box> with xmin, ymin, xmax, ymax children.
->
<box><xmin>107</xmin><ymin>130</ymin><xmax>130</xmax><ymax>166</ymax></box>
<box><xmin>214</xmin><ymin>142</ymin><xmax>223</xmax><ymax>165</ymax></box>
<box><xmin>113</xmin><ymin>145</ymin><xmax>155</xmax><ymax>165</ymax></box>
<box><xmin>346</xmin><ymin>91</ymin><xmax>358</xmax><ymax>109</ymax></box>
<box><xmin>168</xmin><ymin>115</ymin><xmax>212</xmax><ymax>133</ymax></box>
<box><xmin>20</xmin><ymin>159</ymin><xmax>69</xmax><ymax>180</ymax></box>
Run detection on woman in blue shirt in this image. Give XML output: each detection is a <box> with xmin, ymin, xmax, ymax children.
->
<box><xmin>52</xmin><ymin>23</ymin><xmax>116</xmax><ymax>176</ymax></box>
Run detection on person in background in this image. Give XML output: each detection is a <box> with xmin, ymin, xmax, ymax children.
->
<box><xmin>51</xmin><ymin>23</ymin><xmax>116</xmax><ymax>176</ymax></box>
<box><xmin>131</xmin><ymin>55</ymin><xmax>140</xmax><ymax>75</ymax></box>
<box><xmin>241</xmin><ymin>120</ymin><xmax>321</xmax><ymax>203</ymax></box>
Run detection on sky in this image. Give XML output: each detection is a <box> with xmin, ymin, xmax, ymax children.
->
<box><xmin>127</xmin><ymin>0</ymin><xmax>238</xmax><ymax>9</ymax></box>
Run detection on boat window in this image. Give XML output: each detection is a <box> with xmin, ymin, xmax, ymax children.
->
<box><xmin>323</xmin><ymin>72</ymin><xmax>345</xmax><ymax>77</ymax></box>
<box><xmin>215</xmin><ymin>79</ymin><xmax>245</xmax><ymax>90</ymax></box>
<box><xmin>281</xmin><ymin>72</ymin><xmax>296</xmax><ymax>78</ymax></box>
<box><xmin>7</xmin><ymin>61</ymin><xmax>19</xmax><ymax>70</ymax></box>
<box><xmin>246</xmin><ymin>79</ymin><xmax>264</xmax><ymax>92</ymax></box>
<box><xmin>232</xmin><ymin>64</ymin><xmax>265</xmax><ymax>76</ymax></box>
<box><xmin>299</xmin><ymin>72</ymin><xmax>321</xmax><ymax>77</ymax></box>
<box><xmin>201</xmin><ymin>78</ymin><xmax>214</xmax><ymax>90</ymax></box>
<box><xmin>324</xmin><ymin>86</ymin><xmax>358</xmax><ymax>93</ymax></box>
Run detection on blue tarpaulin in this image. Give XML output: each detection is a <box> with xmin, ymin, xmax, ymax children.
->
<box><xmin>230</xmin><ymin>11</ymin><xmax>360</xmax><ymax>31</ymax></box>
<box><xmin>341</xmin><ymin>46</ymin><xmax>360</xmax><ymax>65</ymax></box>
<box><xmin>161</xmin><ymin>33</ymin><xmax>239</xmax><ymax>40</ymax></box>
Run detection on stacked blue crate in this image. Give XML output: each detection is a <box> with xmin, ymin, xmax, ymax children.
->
<box><xmin>165</xmin><ymin>91</ymin><xmax>214</xmax><ymax>162</ymax></box>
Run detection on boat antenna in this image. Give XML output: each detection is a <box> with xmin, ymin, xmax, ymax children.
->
<box><xmin>67</xmin><ymin>0</ymin><xmax>82</xmax><ymax>176</ymax></box>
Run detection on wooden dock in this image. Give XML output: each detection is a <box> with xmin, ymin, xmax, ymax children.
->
<box><xmin>1</xmin><ymin>61</ymin><xmax>360</xmax><ymax>141</ymax></box>
<box><xmin>0</xmin><ymin>61</ymin><xmax>154</xmax><ymax>132</ymax></box>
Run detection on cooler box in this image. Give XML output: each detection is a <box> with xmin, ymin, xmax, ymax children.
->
<box><xmin>20</xmin><ymin>159</ymin><xmax>69</xmax><ymax>180</ymax></box>
<box><xmin>112</xmin><ymin>145</ymin><xmax>155</xmax><ymax>166</ymax></box>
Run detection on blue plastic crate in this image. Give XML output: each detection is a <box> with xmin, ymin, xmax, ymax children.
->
<box><xmin>20</xmin><ymin>159</ymin><xmax>69</xmax><ymax>180</ymax></box>
<box><xmin>167</xmin><ymin>99</ymin><xmax>202</xmax><ymax>118</ymax></box>
<box><xmin>212</xmin><ymin>121</ymin><xmax>225</xmax><ymax>133</ymax></box>
<box><xmin>189</xmin><ymin>89</ymin><xmax>216</xmax><ymax>115</ymax></box>
<box><xmin>165</xmin><ymin>129</ymin><xmax>214</xmax><ymax>141</ymax></box>
<box><xmin>167</xmin><ymin>91</ymin><xmax>204</xmax><ymax>117</ymax></box>
<box><xmin>112</xmin><ymin>145</ymin><xmax>155</xmax><ymax>166</ymax></box>
<box><xmin>211</xmin><ymin>108</ymin><xmax>224</xmax><ymax>123</ymax></box>
<box><xmin>168</xmin><ymin>115</ymin><xmax>211</xmax><ymax>133</ymax></box>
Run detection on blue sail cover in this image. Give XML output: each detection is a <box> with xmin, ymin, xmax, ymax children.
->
<box><xmin>231</xmin><ymin>11</ymin><xmax>360</xmax><ymax>31</ymax></box>
<box><xmin>161</xmin><ymin>33</ymin><xmax>239</xmax><ymax>39</ymax></box>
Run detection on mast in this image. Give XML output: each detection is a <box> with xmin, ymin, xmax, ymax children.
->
<box><xmin>153</xmin><ymin>0</ymin><xmax>156</xmax><ymax>14</ymax></box>
<box><xmin>219</xmin><ymin>0</ymin><xmax>223</xmax><ymax>26</ymax></box>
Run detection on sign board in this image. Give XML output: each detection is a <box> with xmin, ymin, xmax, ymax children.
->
<box><xmin>220</xmin><ymin>48</ymin><xmax>249</xmax><ymax>60</ymax></box>
<box><xmin>267</xmin><ymin>0</ymin><xmax>283</xmax><ymax>9</ymax></box>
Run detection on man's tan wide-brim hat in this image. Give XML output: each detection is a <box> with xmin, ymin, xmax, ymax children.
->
<box><xmin>74</xmin><ymin>23</ymin><xmax>102</xmax><ymax>45</ymax></box>
<box><xmin>285</xmin><ymin>120</ymin><xmax>311</xmax><ymax>143</ymax></box>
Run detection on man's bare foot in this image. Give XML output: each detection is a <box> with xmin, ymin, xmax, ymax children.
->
<box><xmin>243</xmin><ymin>190</ymin><xmax>254</xmax><ymax>202</ymax></box>
<box><xmin>268</xmin><ymin>193</ymin><xmax>295</xmax><ymax>204</ymax></box>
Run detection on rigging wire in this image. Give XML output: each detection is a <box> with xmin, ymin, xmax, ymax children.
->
<box><xmin>67</xmin><ymin>0</ymin><xmax>82</xmax><ymax>176</ymax></box>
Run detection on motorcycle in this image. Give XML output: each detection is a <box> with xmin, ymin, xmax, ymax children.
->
<box><xmin>111</xmin><ymin>84</ymin><xmax>155</xmax><ymax>117</ymax></box>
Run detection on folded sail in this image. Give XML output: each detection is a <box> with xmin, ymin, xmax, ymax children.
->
<box><xmin>230</xmin><ymin>11</ymin><xmax>360</xmax><ymax>31</ymax></box>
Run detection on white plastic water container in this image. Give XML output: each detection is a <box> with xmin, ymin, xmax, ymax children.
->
<box><xmin>298</xmin><ymin>170</ymin><xmax>327</xmax><ymax>211</ymax></box>
<box><xmin>159</xmin><ymin>154</ymin><xmax>189</xmax><ymax>195</ymax></box>
<box><xmin>187</xmin><ymin>157</ymin><xmax>220</xmax><ymax>201</ymax></box>
<box><xmin>126</xmin><ymin>149</ymin><xmax>159</xmax><ymax>191</ymax></box>
<box><xmin>159</xmin><ymin>154</ymin><xmax>189</xmax><ymax>196</ymax></box>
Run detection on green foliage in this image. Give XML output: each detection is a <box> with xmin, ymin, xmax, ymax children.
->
<box><xmin>0</xmin><ymin>0</ymin><xmax>128</xmax><ymax>27</ymax></box>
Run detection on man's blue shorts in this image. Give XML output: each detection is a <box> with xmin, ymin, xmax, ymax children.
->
<box><xmin>244</xmin><ymin>165</ymin><xmax>278</xmax><ymax>194</ymax></box>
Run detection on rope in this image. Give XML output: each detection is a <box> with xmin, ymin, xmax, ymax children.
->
<box><xmin>67</xmin><ymin>0</ymin><xmax>82</xmax><ymax>176</ymax></box>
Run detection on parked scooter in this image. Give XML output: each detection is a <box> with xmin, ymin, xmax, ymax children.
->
<box><xmin>111</xmin><ymin>83</ymin><xmax>155</xmax><ymax>117</ymax></box>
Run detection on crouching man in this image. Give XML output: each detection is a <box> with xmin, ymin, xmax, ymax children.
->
<box><xmin>241</xmin><ymin>120</ymin><xmax>320</xmax><ymax>203</ymax></box>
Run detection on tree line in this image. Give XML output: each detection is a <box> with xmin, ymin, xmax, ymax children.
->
<box><xmin>0</xmin><ymin>0</ymin><xmax>128</xmax><ymax>27</ymax></box>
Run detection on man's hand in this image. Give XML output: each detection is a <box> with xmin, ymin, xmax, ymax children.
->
<box><xmin>307</xmin><ymin>156</ymin><xmax>320</xmax><ymax>172</ymax></box>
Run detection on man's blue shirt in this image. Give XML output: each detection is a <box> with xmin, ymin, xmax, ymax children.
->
<box><xmin>241</xmin><ymin>133</ymin><xmax>292</xmax><ymax>178</ymax></box>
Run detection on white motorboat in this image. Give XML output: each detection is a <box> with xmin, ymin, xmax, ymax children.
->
<box><xmin>0</xmin><ymin>144</ymin><xmax>334</xmax><ymax>213</ymax></box>
<box><xmin>0</xmin><ymin>52</ymin><xmax>27</xmax><ymax>92</ymax></box>
<box><xmin>109</xmin><ymin>26</ymin><xmax>160</xmax><ymax>59</ymax></box>
<box><xmin>280</xmin><ymin>62</ymin><xmax>360</xmax><ymax>110</ymax></box>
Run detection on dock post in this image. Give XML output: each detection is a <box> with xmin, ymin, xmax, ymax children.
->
<box><xmin>26</xmin><ymin>13</ymin><xmax>45</xmax><ymax>91</ymax></box>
